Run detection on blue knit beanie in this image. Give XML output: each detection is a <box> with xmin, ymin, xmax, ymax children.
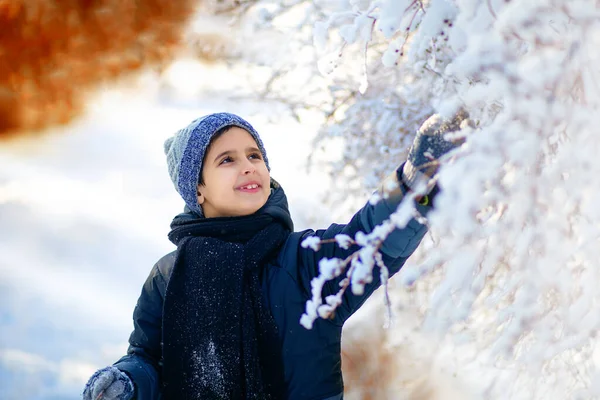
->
<box><xmin>164</xmin><ymin>112</ymin><xmax>270</xmax><ymax>216</ymax></box>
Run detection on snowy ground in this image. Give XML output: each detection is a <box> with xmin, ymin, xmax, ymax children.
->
<box><xmin>0</xmin><ymin>63</ymin><xmax>335</xmax><ymax>399</ymax></box>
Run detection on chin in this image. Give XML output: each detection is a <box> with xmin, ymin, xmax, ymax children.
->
<box><xmin>234</xmin><ymin>208</ymin><xmax>260</xmax><ymax>217</ymax></box>
<box><xmin>247</xmin><ymin>199</ymin><xmax>269</xmax><ymax>215</ymax></box>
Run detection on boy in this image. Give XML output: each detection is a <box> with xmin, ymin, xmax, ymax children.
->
<box><xmin>83</xmin><ymin>111</ymin><xmax>465</xmax><ymax>400</ymax></box>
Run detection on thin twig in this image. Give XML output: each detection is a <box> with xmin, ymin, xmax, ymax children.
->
<box><xmin>487</xmin><ymin>0</ymin><xmax>498</xmax><ymax>19</ymax></box>
<box><xmin>398</xmin><ymin>5</ymin><xmax>423</xmax><ymax>57</ymax></box>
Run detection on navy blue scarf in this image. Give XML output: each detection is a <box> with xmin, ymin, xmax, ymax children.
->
<box><xmin>162</xmin><ymin>183</ymin><xmax>293</xmax><ymax>400</ymax></box>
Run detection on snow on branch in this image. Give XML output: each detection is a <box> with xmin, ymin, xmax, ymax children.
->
<box><xmin>230</xmin><ymin>0</ymin><xmax>600</xmax><ymax>396</ymax></box>
<box><xmin>281</xmin><ymin>0</ymin><xmax>600</xmax><ymax>396</ymax></box>
<box><xmin>299</xmin><ymin>189</ymin><xmax>425</xmax><ymax>330</ymax></box>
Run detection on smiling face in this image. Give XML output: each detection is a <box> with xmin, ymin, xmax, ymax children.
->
<box><xmin>197</xmin><ymin>126</ymin><xmax>271</xmax><ymax>218</ymax></box>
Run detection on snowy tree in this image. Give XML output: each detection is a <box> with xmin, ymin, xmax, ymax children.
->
<box><xmin>222</xmin><ymin>0</ymin><xmax>600</xmax><ymax>397</ymax></box>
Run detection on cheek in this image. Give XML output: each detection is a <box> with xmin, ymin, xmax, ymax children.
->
<box><xmin>260</xmin><ymin>164</ymin><xmax>270</xmax><ymax>178</ymax></box>
<box><xmin>263</xmin><ymin>182</ymin><xmax>271</xmax><ymax>199</ymax></box>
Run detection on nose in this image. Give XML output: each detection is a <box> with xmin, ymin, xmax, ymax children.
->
<box><xmin>242</xmin><ymin>158</ymin><xmax>256</xmax><ymax>175</ymax></box>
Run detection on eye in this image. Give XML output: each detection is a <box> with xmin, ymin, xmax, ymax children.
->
<box><xmin>219</xmin><ymin>156</ymin><xmax>234</xmax><ymax>165</ymax></box>
<box><xmin>249</xmin><ymin>152</ymin><xmax>262</xmax><ymax>160</ymax></box>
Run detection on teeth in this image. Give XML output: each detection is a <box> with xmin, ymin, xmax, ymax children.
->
<box><xmin>242</xmin><ymin>184</ymin><xmax>258</xmax><ymax>189</ymax></box>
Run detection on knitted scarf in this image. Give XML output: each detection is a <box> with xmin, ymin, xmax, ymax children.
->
<box><xmin>162</xmin><ymin>184</ymin><xmax>293</xmax><ymax>400</ymax></box>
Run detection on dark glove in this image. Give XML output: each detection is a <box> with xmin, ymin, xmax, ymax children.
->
<box><xmin>82</xmin><ymin>366</ymin><xmax>134</xmax><ymax>400</ymax></box>
<box><xmin>401</xmin><ymin>109</ymin><xmax>470</xmax><ymax>193</ymax></box>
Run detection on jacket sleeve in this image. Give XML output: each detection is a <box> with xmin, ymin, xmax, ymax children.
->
<box><xmin>113</xmin><ymin>257</ymin><xmax>171</xmax><ymax>400</ymax></box>
<box><xmin>297</xmin><ymin>165</ymin><xmax>430</xmax><ymax>325</ymax></box>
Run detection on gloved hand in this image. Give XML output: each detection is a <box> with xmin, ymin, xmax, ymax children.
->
<box><xmin>82</xmin><ymin>366</ymin><xmax>135</xmax><ymax>400</ymax></box>
<box><xmin>401</xmin><ymin>109</ymin><xmax>470</xmax><ymax>194</ymax></box>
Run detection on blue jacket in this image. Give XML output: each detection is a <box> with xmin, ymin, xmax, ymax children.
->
<box><xmin>113</xmin><ymin>170</ymin><xmax>429</xmax><ymax>399</ymax></box>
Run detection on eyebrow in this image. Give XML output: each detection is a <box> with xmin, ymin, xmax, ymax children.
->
<box><xmin>213</xmin><ymin>146</ymin><xmax>261</xmax><ymax>163</ymax></box>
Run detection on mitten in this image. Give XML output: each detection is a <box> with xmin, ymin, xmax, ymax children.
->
<box><xmin>82</xmin><ymin>366</ymin><xmax>135</xmax><ymax>400</ymax></box>
<box><xmin>401</xmin><ymin>109</ymin><xmax>470</xmax><ymax>193</ymax></box>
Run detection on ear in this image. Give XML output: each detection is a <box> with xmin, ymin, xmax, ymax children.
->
<box><xmin>197</xmin><ymin>185</ymin><xmax>205</xmax><ymax>205</ymax></box>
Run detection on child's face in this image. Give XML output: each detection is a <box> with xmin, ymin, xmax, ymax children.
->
<box><xmin>197</xmin><ymin>127</ymin><xmax>271</xmax><ymax>218</ymax></box>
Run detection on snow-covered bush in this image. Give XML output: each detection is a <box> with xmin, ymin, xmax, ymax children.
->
<box><xmin>230</xmin><ymin>0</ymin><xmax>600</xmax><ymax>397</ymax></box>
<box><xmin>201</xmin><ymin>0</ymin><xmax>600</xmax><ymax>396</ymax></box>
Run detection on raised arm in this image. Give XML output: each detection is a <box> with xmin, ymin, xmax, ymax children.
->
<box><xmin>297</xmin><ymin>166</ymin><xmax>430</xmax><ymax>325</ymax></box>
<box><xmin>297</xmin><ymin>111</ymin><xmax>469</xmax><ymax>326</ymax></box>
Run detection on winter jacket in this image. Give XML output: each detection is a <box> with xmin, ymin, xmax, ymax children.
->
<box><xmin>113</xmin><ymin>169</ymin><xmax>430</xmax><ymax>400</ymax></box>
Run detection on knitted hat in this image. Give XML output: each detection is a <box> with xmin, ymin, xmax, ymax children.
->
<box><xmin>164</xmin><ymin>112</ymin><xmax>270</xmax><ymax>216</ymax></box>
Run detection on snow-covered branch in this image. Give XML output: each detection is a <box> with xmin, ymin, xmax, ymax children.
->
<box><xmin>213</xmin><ymin>0</ymin><xmax>600</xmax><ymax>396</ymax></box>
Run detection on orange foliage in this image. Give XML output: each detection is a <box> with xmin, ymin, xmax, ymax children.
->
<box><xmin>0</xmin><ymin>0</ymin><xmax>198</xmax><ymax>138</ymax></box>
<box><xmin>342</xmin><ymin>320</ymin><xmax>399</xmax><ymax>400</ymax></box>
<box><xmin>341</xmin><ymin>305</ymin><xmax>471</xmax><ymax>400</ymax></box>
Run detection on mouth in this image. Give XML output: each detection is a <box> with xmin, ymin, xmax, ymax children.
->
<box><xmin>237</xmin><ymin>182</ymin><xmax>262</xmax><ymax>193</ymax></box>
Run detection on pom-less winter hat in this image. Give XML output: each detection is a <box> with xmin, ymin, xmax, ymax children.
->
<box><xmin>164</xmin><ymin>112</ymin><xmax>270</xmax><ymax>216</ymax></box>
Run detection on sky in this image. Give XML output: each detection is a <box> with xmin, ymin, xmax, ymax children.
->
<box><xmin>0</xmin><ymin>61</ymin><xmax>337</xmax><ymax>399</ymax></box>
